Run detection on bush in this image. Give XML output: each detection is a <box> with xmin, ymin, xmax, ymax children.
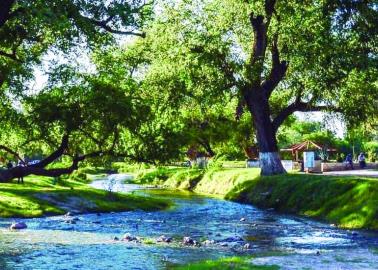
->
<box><xmin>364</xmin><ymin>141</ymin><xmax>378</xmax><ymax>162</ymax></box>
<box><xmin>69</xmin><ymin>170</ymin><xmax>88</xmax><ymax>182</ymax></box>
<box><xmin>112</xmin><ymin>162</ymin><xmax>152</xmax><ymax>173</ymax></box>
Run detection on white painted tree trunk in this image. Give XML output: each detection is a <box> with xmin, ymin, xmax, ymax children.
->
<box><xmin>259</xmin><ymin>152</ymin><xmax>287</xmax><ymax>176</ymax></box>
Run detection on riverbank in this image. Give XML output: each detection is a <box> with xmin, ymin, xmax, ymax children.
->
<box><xmin>133</xmin><ymin>167</ymin><xmax>378</xmax><ymax>230</ymax></box>
<box><xmin>0</xmin><ymin>174</ymin><xmax>170</xmax><ymax>218</ymax></box>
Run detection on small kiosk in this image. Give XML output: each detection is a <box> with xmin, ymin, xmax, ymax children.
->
<box><xmin>281</xmin><ymin>140</ymin><xmax>336</xmax><ymax>172</ymax></box>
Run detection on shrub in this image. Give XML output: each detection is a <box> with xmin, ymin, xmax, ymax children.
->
<box><xmin>364</xmin><ymin>141</ymin><xmax>378</xmax><ymax>162</ymax></box>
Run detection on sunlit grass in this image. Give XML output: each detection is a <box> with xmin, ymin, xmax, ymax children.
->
<box><xmin>226</xmin><ymin>173</ymin><xmax>378</xmax><ymax>230</ymax></box>
<box><xmin>0</xmin><ymin>175</ymin><xmax>171</xmax><ymax>218</ymax></box>
<box><xmin>170</xmin><ymin>257</ymin><xmax>279</xmax><ymax>270</ymax></box>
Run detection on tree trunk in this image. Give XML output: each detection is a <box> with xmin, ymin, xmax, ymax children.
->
<box><xmin>244</xmin><ymin>90</ymin><xmax>286</xmax><ymax>175</ymax></box>
<box><xmin>0</xmin><ymin>0</ymin><xmax>16</xmax><ymax>28</ymax></box>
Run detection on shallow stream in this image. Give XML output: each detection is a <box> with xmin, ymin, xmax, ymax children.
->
<box><xmin>0</xmin><ymin>174</ymin><xmax>377</xmax><ymax>269</ymax></box>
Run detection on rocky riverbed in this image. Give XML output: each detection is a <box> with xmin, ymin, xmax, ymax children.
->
<box><xmin>0</xmin><ymin>175</ymin><xmax>377</xmax><ymax>269</ymax></box>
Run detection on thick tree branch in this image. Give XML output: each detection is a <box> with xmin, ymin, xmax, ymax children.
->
<box><xmin>272</xmin><ymin>101</ymin><xmax>341</xmax><ymax>133</ymax></box>
<box><xmin>0</xmin><ymin>0</ymin><xmax>16</xmax><ymax>28</ymax></box>
<box><xmin>29</xmin><ymin>134</ymin><xmax>69</xmax><ymax>168</ymax></box>
<box><xmin>87</xmin><ymin>18</ymin><xmax>146</xmax><ymax>37</ymax></box>
<box><xmin>0</xmin><ymin>145</ymin><xmax>25</xmax><ymax>163</ymax></box>
<box><xmin>261</xmin><ymin>34</ymin><xmax>288</xmax><ymax>97</ymax></box>
<box><xmin>246</xmin><ymin>0</ymin><xmax>277</xmax><ymax>87</ymax></box>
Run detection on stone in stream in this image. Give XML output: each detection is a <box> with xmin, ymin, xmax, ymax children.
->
<box><xmin>10</xmin><ymin>222</ymin><xmax>27</xmax><ymax>230</ymax></box>
<box><xmin>64</xmin><ymin>220</ymin><xmax>76</xmax><ymax>224</ymax></box>
<box><xmin>183</xmin><ymin>236</ymin><xmax>199</xmax><ymax>246</ymax></box>
<box><xmin>243</xmin><ymin>243</ymin><xmax>252</xmax><ymax>249</ymax></box>
<box><xmin>202</xmin><ymin>240</ymin><xmax>215</xmax><ymax>246</ymax></box>
<box><xmin>156</xmin><ymin>235</ymin><xmax>172</xmax><ymax>243</ymax></box>
<box><xmin>122</xmin><ymin>233</ymin><xmax>138</xmax><ymax>242</ymax></box>
<box><xmin>240</xmin><ymin>217</ymin><xmax>246</xmax><ymax>222</ymax></box>
<box><xmin>113</xmin><ymin>236</ymin><xmax>120</xmax><ymax>241</ymax></box>
<box><xmin>221</xmin><ymin>236</ymin><xmax>244</xmax><ymax>243</ymax></box>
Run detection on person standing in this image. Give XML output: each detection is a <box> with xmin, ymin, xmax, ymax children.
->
<box><xmin>17</xmin><ymin>160</ymin><xmax>24</xmax><ymax>184</ymax></box>
<box><xmin>345</xmin><ymin>154</ymin><xmax>354</xmax><ymax>170</ymax></box>
<box><xmin>358</xmin><ymin>152</ymin><xmax>366</xmax><ymax>169</ymax></box>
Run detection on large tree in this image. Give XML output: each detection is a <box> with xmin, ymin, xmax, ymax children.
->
<box><xmin>0</xmin><ymin>0</ymin><xmax>152</xmax><ymax>181</ymax></box>
<box><xmin>129</xmin><ymin>0</ymin><xmax>377</xmax><ymax>175</ymax></box>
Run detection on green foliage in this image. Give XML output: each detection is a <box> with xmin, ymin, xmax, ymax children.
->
<box><xmin>364</xmin><ymin>141</ymin><xmax>378</xmax><ymax>162</ymax></box>
<box><xmin>112</xmin><ymin>162</ymin><xmax>152</xmax><ymax>173</ymax></box>
<box><xmin>135</xmin><ymin>167</ymin><xmax>184</xmax><ymax>185</ymax></box>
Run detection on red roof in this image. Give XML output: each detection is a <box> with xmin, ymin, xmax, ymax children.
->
<box><xmin>281</xmin><ymin>140</ymin><xmax>337</xmax><ymax>152</ymax></box>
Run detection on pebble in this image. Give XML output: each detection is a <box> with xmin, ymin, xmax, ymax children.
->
<box><xmin>202</xmin><ymin>240</ymin><xmax>215</xmax><ymax>246</ymax></box>
<box><xmin>122</xmin><ymin>233</ymin><xmax>138</xmax><ymax>242</ymax></box>
<box><xmin>243</xmin><ymin>243</ymin><xmax>251</xmax><ymax>249</ymax></box>
<box><xmin>157</xmin><ymin>235</ymin><xmax>172</xmax><ymax>243</ymax></box>
<box><xmin>183</xmin><ymin>236</ymin><xmax>195</xmax><ymax>245</ymax></box>
<box><xmin>240</xmin><ymin>218</ymin><xmax>246</xmax><ymax>222</ymax></box>
<box><xmin>10</xmin><ymin>222</ymin><xmax>27</xmax><ymax>230</ymax></box>
<box><xmin>64</xmin><ymin>220</ymin><xmax>76</xmax><ymax>224</ymax></box>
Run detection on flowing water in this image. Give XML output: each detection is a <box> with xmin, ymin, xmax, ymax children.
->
<box><xmin>0</xmin><ymin>174</ymin><xmax>377</xmax><ymax>270</ymax></box>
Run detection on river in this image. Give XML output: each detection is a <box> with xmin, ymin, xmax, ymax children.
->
<box><xmin>0</xmin><ymin>174</ymin><xmax>377</xmax><ymax>269</ymax></box>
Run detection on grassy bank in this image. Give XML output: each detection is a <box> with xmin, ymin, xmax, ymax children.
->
<box><xmin>0</xmin><ymin>174</ymin><xmax>170</xmax><ymax>218</ymax></box>
<box><xmin>170</xmin><ymin>257</ymin><xmax>278</xmax><ymax>270</ymax></box>
<box><xmin>134</xmin><ymin>166</ymin><xmax>378</xmax><ymax>230</ymax></box>
<box><xmin>227</xmin><ymin>173</ymin><xmax>378</xmax><ymax>230</ymax></box>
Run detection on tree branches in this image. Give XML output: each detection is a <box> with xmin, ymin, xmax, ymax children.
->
<box><xmin>0</xmin><ymin>145</ymin><xmax>25</xmax><ymax>163</ymax></box>
<box><xmin>87</xmin><ymin>18</ymin><xmax>146</xmax><ymax>37</ymax></box>
<box><xmin>272</xmin><ymin>100</ymin><xmax>341</xmax><ymax>133</ymax></box>
<box><xmin>261</xmin><ymin>34</ymin><xmax>288</xmax><ymax>97</ymax></box>
<box><xmin>246</xmin><ymin>0</ymin><xmax>281</xmax><ymax>88</ymax></box>
<box><xmin>29</xmin><ymin>134</ymin><xmax>70</xmax><ymax>168</ymax></box>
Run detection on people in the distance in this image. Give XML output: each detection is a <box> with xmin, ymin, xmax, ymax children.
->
<box><xmin>16</xmin><ymin>160</ymin><xmax>24</xmax><ymax>184</ymax></box>
<box><xmin>6</xmin><ymin>161</ymin><xmax>13</xmax><ymax>169</ymax></box>
<box><xmin>345</xmin><ymin>154</ymin><xmax>353</xmax><ymax>170</ymax></box>
<box><xmin>358</xmin><ymin>152</ymin><xmax>366</xmax><ymax>169</ymax></box>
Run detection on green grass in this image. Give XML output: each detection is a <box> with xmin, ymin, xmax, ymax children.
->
<box><xmin>194</xmin><ymin>168</ymin><xmax>260</xmax><ymax>196</ymax></box>
<box><xmin>171</xmin><ymin>257</ymin><xmax>279</xmax><ymax>270</ymax></box>
<box><xmin>226</xmin><ymin>173</ymin><xmax>378</xmax><ymax>230</ymax></box>
<box><xmin>0</xmin><ymin>175</ymin><xmax>171</xmax><ymax>218</ymax></box>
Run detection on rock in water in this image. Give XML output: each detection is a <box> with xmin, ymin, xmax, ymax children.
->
<box><xmin>157</xmin><ymin>235</ymin><xmax>172</xmax><ymax>243</ymax></box>
<box><xmin>240</xmin><ymin>217</ymin><xmax>246</xmax><ymax>222</ymax></box>
<box><xmin>202</xmin><ymin>240</ymin><xmax>215</xmax><ymax>246</ymax></box>
<box><xmin>122</xmin><ymin>233</ymin><xmax>138</xmax><ymax>242</ymax></box>
<box><xmin>243</xmin><ymin>243</ymin><xmax>251</xmax><ymax>249</ymax></box>
<box><xmin>183</xmin><ymin>237</ymin><xmax>195</xmax><ymax>245</ymax></box>
<box><xmin>10</xmin><ymin>222</ymin><xmax>27</xmax><ymax>230</ymax></box>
